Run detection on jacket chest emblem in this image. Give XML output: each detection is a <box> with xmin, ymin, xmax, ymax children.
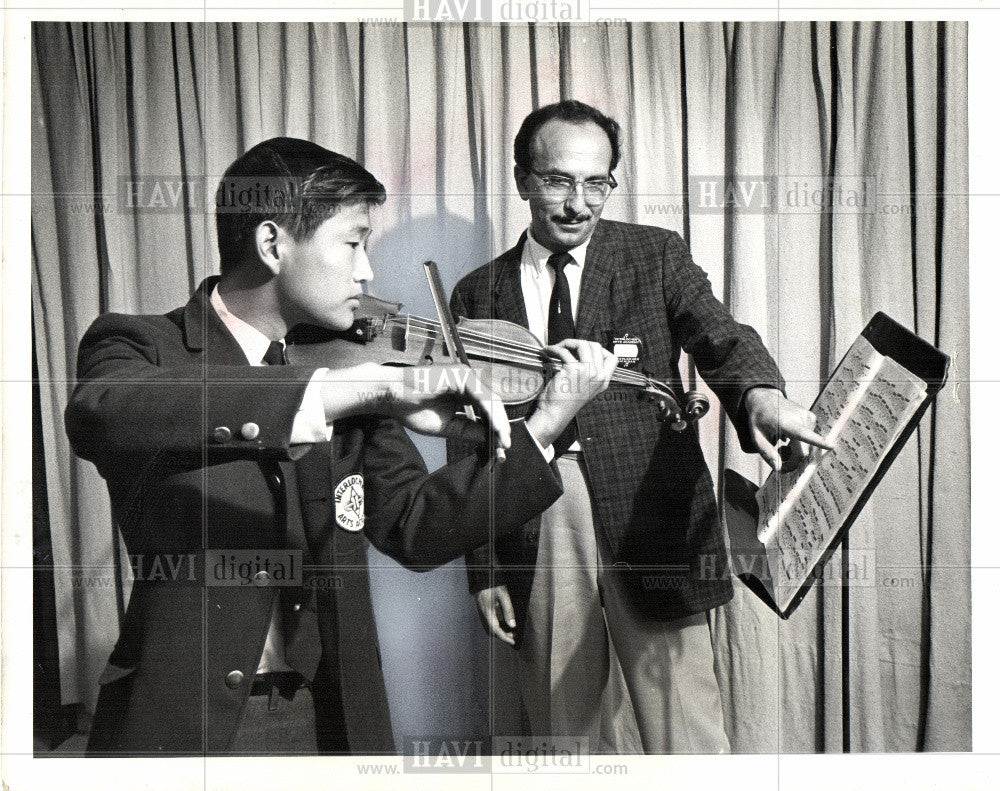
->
<box><xmin>334</xmin><ymin>474</ymin><xmax>365</xmax><ymax>532</ymax></box>
<box><xmin>610</xmin><ymin>332</ymin><xmax>644</xmax><ymax>369</ymax></box>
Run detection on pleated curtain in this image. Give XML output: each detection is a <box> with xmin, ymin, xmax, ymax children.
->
<box><xmin>31</xmin><ymin>21</ymin><xmax>969</xmax><ymax>752</ymax></box>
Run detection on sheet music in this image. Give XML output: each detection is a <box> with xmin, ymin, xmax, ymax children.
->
<box><xmin>753</xmin><ymin>335</ymin><xmax>928</xmax><ymax>608</ymax></box>
<box><xmin>755</xmin><ymin>336</ymin><xmax>882</xmax><ymax>542</ymax></box>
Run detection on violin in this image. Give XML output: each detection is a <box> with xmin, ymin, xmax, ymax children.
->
<box><xmin>287</xmin><ymin>292</ymin><xmax>710</xmax><ymax>431</ymax></box>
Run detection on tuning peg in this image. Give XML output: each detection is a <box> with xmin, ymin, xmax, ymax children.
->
<box><xmin>683</xmin><ymin>391</ymin><xmax>710</xmax><ymax>421</ymax></box>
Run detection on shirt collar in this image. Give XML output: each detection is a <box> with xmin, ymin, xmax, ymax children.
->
<box><xmin>523</xmin><ymin>227</ymin><xmax>592</xmax><ymax>275</ymax></box>
<box><xmin>210</xmin><ymin>284</ymin><xmax>277</xmax><ymax>366</ymax></box>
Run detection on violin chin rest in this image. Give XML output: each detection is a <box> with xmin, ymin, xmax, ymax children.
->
<box><xmin>354</xmin><ymin>293</ymin><xmax>403</xmax><ymax>319</ymax></box>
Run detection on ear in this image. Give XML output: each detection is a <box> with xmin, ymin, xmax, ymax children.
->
<box><xmin>254</xmin><ymin>221</ymin><xmax>282</xmax><ymax>276</ymax></box>
<box><xmin>513</xmin><ymin>166</ymin><xmax>531</xmax><ymax>202</ymax></box>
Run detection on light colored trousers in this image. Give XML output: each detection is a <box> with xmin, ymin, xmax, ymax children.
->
<box><xmin>516</xmin><ymin>454</ymin><xmax>730</xmax><ymax>754</ymax></box>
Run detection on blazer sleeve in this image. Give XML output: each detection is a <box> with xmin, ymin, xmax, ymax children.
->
<box><xmin>361</xmin><ymin>418</ymin><xmax>561</xmax><ymax>569</ymax></box>
<box><xmin>660</xmin><ymin>230</ymin><xmax>786</xmax><ymax>452</ymax></box>
<box><xmin>65</xmin><ymin>312</ymin><xmax>315</xmax><ymax>477</ymax></box>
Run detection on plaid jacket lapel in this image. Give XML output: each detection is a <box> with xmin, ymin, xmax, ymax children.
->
<box><xmin>576</xmin><ymin>220</ymin><xmax>616</xmax><ymax>341</ymax></box>
<box><xmin>491</xmin><ymin>234</ymin><xmax>531</xmax><ymax>328</ymax></box>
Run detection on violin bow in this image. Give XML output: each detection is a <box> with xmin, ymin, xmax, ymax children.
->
<box><xmin>422</xmin><ymin>260</ymin><xmax>505</xmax><ymax>461</ymax></box>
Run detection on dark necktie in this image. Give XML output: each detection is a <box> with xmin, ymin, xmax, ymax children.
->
<box><xmin>547</xmin><ymin>252</ymin><xmax>576</xmax><ymax>345</ymax></box>
<box><xmin>262</xmin><ymin>338</ymin><xmax>322</xmax><ymax>681</ymax></box>
<box><xmin>262</xmin><ymin>339</ymin><xmax>286</xmax><ymax>367</ymax></box>
<box><xmin>547</xmin><ymin>252</ymin><xmax>578</xmax><ymax>454</ymax></box>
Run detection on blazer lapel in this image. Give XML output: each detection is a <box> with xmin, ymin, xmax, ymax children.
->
<box><xmin>181</xmin><ymin>277</ymin><xmax>251</xmax><ymax>366</ymax></box>
<box><xmin>491</xmin><ymin>235</ymin><xmax>530</xmax><ymax>328</ymax></box>
<box><xmin>576</xmin><ymin>220</ymin><xmax>616</xmax><ymax>341</ymax></box>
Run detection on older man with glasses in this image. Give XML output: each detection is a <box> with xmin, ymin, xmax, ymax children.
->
<box><xmin>448</xmin><ymin>100</ymin><xmax>827</xmax><ymax>754</ymax></box>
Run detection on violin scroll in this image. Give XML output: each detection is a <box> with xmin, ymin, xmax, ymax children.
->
<box><xmin>643</xmin><ymin>379</ymin><xmax>710</xmax><ymax>432</ymax></box>
<box><xmin>683</xmin><ymin>391</ymin><xmax>710</xmax><ymax>421</ymax></box>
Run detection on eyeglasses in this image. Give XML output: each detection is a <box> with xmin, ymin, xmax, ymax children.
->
<box><xmin>527</xmin><ymin>168</ymin><xmax>618</xmax><ymax>205</ymax></box>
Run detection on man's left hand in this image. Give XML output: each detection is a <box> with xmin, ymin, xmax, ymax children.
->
<box><xmin>743</xmin><ymin>386</ymin><xmax>834</xmax><ymax>471</ymax></box>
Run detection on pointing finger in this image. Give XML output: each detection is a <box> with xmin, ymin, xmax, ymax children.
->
<box><xmin>784</xmin><ymin>424</ymin><xmax>834</xmax><ymax>451</ymax></box>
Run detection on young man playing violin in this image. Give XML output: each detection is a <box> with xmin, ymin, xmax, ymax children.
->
<box><xmin>450</xmin><ymin>101</ymin><xmax>831</xmax><ymax>753</ymax></box>
<box><xmin>65</xmin><ymin>136</ymin><xmax>617</xmax><ymax>756</ymax></box>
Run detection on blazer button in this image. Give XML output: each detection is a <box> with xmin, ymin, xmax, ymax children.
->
<box><xmin>211</xmin><ymin>426</ymin><xmax>232</xmax><ymax>443</ymax></box>
<box><xmin>241</xmin><ymin>422</ymin><xmax>260</xmax><ymax>440</ymax></box>
<box><xmin>252</xmin><ymin>570</ymin><xmax>270</xmax><ymax>586</ymax></box>
<box><xmin>225</xmin><ymin>670</ymin><xmax>244</xmax><ymax>689</ymax></box>
<box><xmin>292</xmin><ymin>602</ymin><xmax>302</xmax><ymax>612</ymax></box>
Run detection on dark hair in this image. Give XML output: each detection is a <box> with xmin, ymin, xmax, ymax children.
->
<box><xmin>215</xmin><ymin>137</ymin><xmax>386</xmax><ymax>275</ymax></box>
<box><xmin>513</xmin><ymin>100</ymin><xmax>621</xmax><ymax>174</ymax></box>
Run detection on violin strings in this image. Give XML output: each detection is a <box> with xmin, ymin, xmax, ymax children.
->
<box><xmin>390</xmin><ymin>315</ymin><xmax>550</xmax><ymax>364</ymax></box>
<box><xmin>381</xmin><ymin>315</ymin><xmax>661</xmax><ymax>390</ymax></box>
<box><xmin>397</xmin><ymin>315</ymin><xmax>552</xmax><ymax>362</ymax></box>
<box><xmin>397</xmin><ymin>314</ymin><xmax>648</xmax><ymax>384</ymax></box>
<box><xmin>388</xmin><ymin>318</ymin><xmax>606</xmax><ymax>374</ymax></box>
<box><xmin>391</xmin><ymin>315</ymin><xmax>654</xmax><ymax>387</ymax></box>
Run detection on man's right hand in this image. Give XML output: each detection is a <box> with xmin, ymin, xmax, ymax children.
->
<box><xmin>525</xmin><ymin>339</ymin><xmax>618</xmax><ymax>447</ymax></box>
<box><xmin>475</xmin><ymin>584</ymin><xmax>517</xmax><ymax>645</ymax></box>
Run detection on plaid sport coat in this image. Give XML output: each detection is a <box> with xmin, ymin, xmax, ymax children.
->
<box><xmin>449</xmin><ymin>219</ymin><xmax>784</xmax><ymax>623</ymax></box>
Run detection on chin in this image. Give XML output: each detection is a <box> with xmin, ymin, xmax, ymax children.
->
<box><xmin>309</xmin><ymin>309</ymin><xmax>355</xmax><ymax>332</ymax></box>
<box><xmin>552</xmin><ymin>230</ymin><xmax>589</xmax><ymax>249</ymax></box>
<box><xmin>330</xmin><ymin>314</ymin><xmax>356</xmax><ymax>332</ymax></box>
<box><xmin>545</xmin><ymin>222</ymin><xmax>594</xmax><ymax>248</ymax></box>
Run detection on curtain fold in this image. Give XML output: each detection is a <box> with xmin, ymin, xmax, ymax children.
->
<box><xmin>31</xmin><ymin>20</ymin><xmax>969</xmax><ymax>752</ymax></box>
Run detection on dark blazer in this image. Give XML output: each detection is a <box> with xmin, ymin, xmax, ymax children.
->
<box><xmin>65</xmin><ymin>277</ymin><xmax>562</xmax><ymax>755</ymax></box>
<box><xmin>450</xmin><ymin>220</ymin><xmax>784</xmax><ymax>626</ymax></box>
